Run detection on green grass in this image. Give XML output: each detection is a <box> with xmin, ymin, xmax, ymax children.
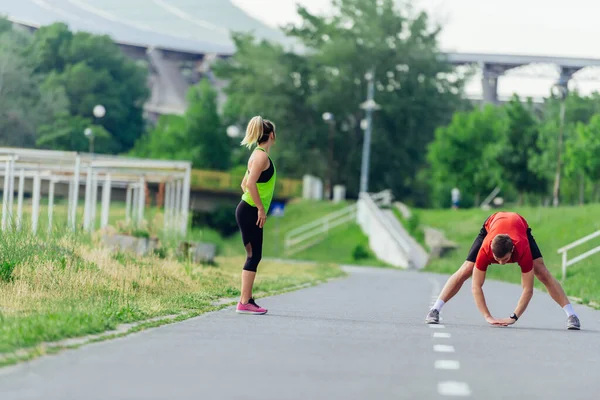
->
<box><xmin>283</xmin><ymin>223</ymin><xmax>389</xmax><ymax>267</ymax></box>
<box><xmin>223</xmin><ymin>199</ymin><xmax>386</xmax><ymax>266</ymax></box>
<box><xmin>6</xmin><ymin>199</ymin><xmax>163</xmax><ymax>239</ymax></box>
<box><xmin>0</xmin><ymin>228</ymin><xmax>345</xmax><ymax>357</ymax></box>
<box><xmin>419</xmin><ymin>204</ymin><xmax>600</xmax><ymax>305</ymax></box>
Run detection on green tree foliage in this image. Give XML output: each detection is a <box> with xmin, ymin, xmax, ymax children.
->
<box><xmin>214</xmin><ymin>33</ymin><xmax>323</xmax><ymax>177</ymax></box>
<box><xmin>131</xmin><ymin>80</ymin><xmax>230</xmax><ymax>169</ymax></box>
<box><xmin>215</xmin><ymin>0</ymin><xmax>466</xmax><ymax>199</ymax></box>
<box><xmin>185</xmin><ymin>80</ymin><xmax>230</xmax><ymax>170</ymax></box>
<box><xmin>0</xmin><ymin>24</ymin><xmax>69</xmax><ymax>148</ymax></box>
<box><xmin>566</xmin><ymin>114</ymin><xmax>600</xmax><ymax>182</ymax></box>
<box><xmin>498</xmin><ymin>96</ymin><xmax>548</xmax><ymax>204</ymax></box>
<box><xmin>531</xmin><ymin>92</ymin><xmax>600</xmax><ymax>186</ymax></box>
<box><xmin>427</xmin><ymin>105</ymin><xmax>504</xmax><ymax>206</ymax></box>
<box><xmin>130</xmin><ymin>115</ymin><xmax>190</xmax><ymax>161</ymax></box>
<box><xmin>28</xmin><ymin>23</ymin><xmax>149</xmax><ymax>153</ymax></box>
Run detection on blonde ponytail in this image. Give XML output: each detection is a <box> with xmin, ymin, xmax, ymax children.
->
<box><xmin>241</xmin><ymin>116</ymin><xmax>264</xmax><ymax>149</ymax></box>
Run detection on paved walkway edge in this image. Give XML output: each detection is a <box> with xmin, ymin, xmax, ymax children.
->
<box><xmin>0</xmin><ymin>276</ymin><xmax>345</xmax><ymax>368</ymax></box>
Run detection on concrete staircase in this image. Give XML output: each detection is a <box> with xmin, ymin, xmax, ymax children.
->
<box><xmin>356</xmin><ymin>191</ymin><xmax>429</xmax><ymax>269</ymax></box>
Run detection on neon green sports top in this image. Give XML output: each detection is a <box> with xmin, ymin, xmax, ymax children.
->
<box><xmin>242</xmin><ymin>147</ymin><xmax>277</xmax><ymax>211</ymax></box>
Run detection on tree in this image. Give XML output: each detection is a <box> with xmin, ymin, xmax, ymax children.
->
<box><xmin>288</xmin><ymin>0</ymin><xmax>468</xmax><ymax>199</ymax></box>
<box><xmin>185</xmin><ymin>79</ymin><xmax>230</xmax><ymax>170</ymax></box>
<box><xmin>427</xmin><ymin>105</ymin><xmax>505</xmax><ymax>206</ymax></box>
<box><xmin>131</xmin><ymin>80</ymin><xmax>230</xmax><ymax>170</ymax></box>
<box><xmin>130</xmin><ymin>115</ymin><xmax>191</xmax><ymax>161</ymax></box>
<box><xmin>498</xmin><ymin>96</ymin><xmax>547</xmax><ymax>204</ymax></box>
<box><xmin>565</xmin><ymin>115</ymin><xmax>600</xmax><ymax>203</ymax></box>
<box><xmin>215</xmin><ymin>0</ymin><xmax>466</xmax><ymax>201</ymax></box>
<box><xmin>214</xmin><ymin>33</ymin><xmax>324</xmax><ymax>177</ymax></box>
<box><xmin>28</xmin><ymin>23</ymin><xmax>149</xmax><ymax>153</ymax></box>
<box><xmin>0</xmin><ymin>24</ymin><xmax>69</xmax><ymax>148</ymax></box>
<box><xmin>530</xmin><ymin>91</ymin><xmax>600</xmax><ymax>204</ymax></box>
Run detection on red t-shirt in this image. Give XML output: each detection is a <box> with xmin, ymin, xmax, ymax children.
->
<box><xmin>475</xmin><ymin>212</ymin><xmax>533</xmax><ymax>273</ymax></box>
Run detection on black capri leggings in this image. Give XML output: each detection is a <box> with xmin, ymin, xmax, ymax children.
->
<box><xmin>466</xmin><ymin>215</ymin><xmax>543</xmax><ymax>262</ymax></box>
<box><xmin>235</xmin><ymin>200</ymin><xmax>263</xmax><ymax>272</ymax></box>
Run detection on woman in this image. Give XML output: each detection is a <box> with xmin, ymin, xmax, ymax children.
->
<box><xmin>235</xmin><ymin>116</ymin><xmax>277</xmax><ymax>315</ymax></box>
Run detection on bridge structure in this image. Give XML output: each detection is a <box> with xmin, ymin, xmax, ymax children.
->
<box><xmin>445</xmin><ymin>52</ymin><xmax>600</xmax><ymax>104</ymax></box>
<box><xmin>5</xmin><ymin>1</ymin><xmax>600</xmax><ymax>115</ymax></box>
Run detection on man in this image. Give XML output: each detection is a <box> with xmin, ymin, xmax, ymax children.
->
<box><xmin>451</xmin><ymin>188</ymin><xmax>460</xmax><ymax>210</ymax></box>
<box><xmin>425</xmin><ymin>211</ymin><xmax>581</xmax><ymax>330</ymax></box>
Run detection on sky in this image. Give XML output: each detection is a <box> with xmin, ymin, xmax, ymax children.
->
<box><xmin>233</xmin><ymin>0</ymin><xmax>600</xmax><ymax>99</ymax></box>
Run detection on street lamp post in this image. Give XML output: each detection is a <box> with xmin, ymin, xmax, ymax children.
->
<box><xmin>84</xmin><ymin>128</ymin><xmax>94</xmax><ymax>154</ymax></box>
<box><xmin>85</xmin><ymin>105</ymin><xmax>106</xmax><ymax>157</ymax></box>
<box><xmin>322</xmin><ymin>112</ymin><xmax>335</xmax><ymax>200</ymax></box>
<box><xmin>359</xmin><ymin>68</ymin><xmax>380</xmax><ymax>194</ymax></box>
<box><xmin>551</xmin><ymin>83</ymin><xmax>568</xmax><ymax>207</ymax></box>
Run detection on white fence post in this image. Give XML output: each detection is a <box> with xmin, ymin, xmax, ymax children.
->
<box><xmin>16</xmin><ymin>169</ymin><xmax>24</xmax><ymax>231</ymax></box>
<box><xmin>125</xmin><ymin>184</ymin><xmax>132</xmax><ymax>225</ymax></box>
<box><xmin>137</xmin><ymin>177</ymin><xmax>145</xmax><ymax>227</ymax></box>
<box><xmin>2</xmin><ymin>159</ymin><xmax>10</xmax><ymax>231</ymax></box>
<box><xmin>101</xmin><ymin>173</ymin><xmax>112</xmax><ymax>228</ymax></box>
<box><xmin>90</xmin><ymin>172</ymin><xmax>98</xmax><ymax>231</ymax></box>
<box><xmin>48</xmin><ymin>179</ymin><xmax>55</xmax><ymax>234</ymax></box>
<box><xmin>7</xmin><ymin>157</ymin><xmax>15</xmax><ymax>225</ymax></box>
<box><xmin>164</xmin><ymin>182</ymin><xmax>172</xmax><ymax>233</ymax></box>
<box><xmin>175</xmin><ymin>179</ymin><xmax>182</xmax><ymax>234</ymax></box>
<box><xmin>70</xmin><ymin>155</ymin><xmax>81</xmax><ymax>231</ymax></box>
<box><xmin>132</xmin><ymin>184</ymin><xmax>139</xmax><ymax>226</ymax></box>
<box><xmin>31</xmin><ymin>171</ymin><xmax>41</xmax><ymax>235</ymax></box>
<box><xmin>180</xmin><ymin>165</ymin><xmax>191</xmax><ymax>237</ymax></box>
<box><xmin>83</xmin><ymin>165</ymin><xmax>93</xmax><ymax>232</ymax></box>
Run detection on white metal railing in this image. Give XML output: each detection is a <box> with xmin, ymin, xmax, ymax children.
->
<box><xmin>557</xmin><ymin>230</ymin><xmax>600</xmax><ymax>282</ymax></box>
<box><xmin>480</xmin><ymin>186</ymin><xmax>501</xmax><ymax>209</ymax></box>
<box><xmin>283</xmin><ymin>191</ymin><xmax>391</xmax><ymax>255</ymax></box>
<box><xmin>284</xmin><ymin>203</ymin><xmax>357</xmax><ymax>255</ymax></box>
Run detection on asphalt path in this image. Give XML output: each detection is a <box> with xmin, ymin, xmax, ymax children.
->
<box><xmin>0</xmin><ymin>266</ymin><xmax>598</xmax><ymax>399</ymax></box>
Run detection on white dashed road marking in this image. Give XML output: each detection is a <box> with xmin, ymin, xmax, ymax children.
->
<box><xmin>434</xmin><ymin>345</ymin><xmax>455</xmax><ymax>353</ymax></box>
<box><xmin>438</xmin><ymin>381</ymin><xmax>471</xmax><ymax>396</ymax></box>
<box><xmin>429</xmin><ymin>278</ymin><xmax>471</xmax><ymax>396</ymax></box>
<box><xmin>435</xmin><ymin>360</ymin><xmax>460</xmax><ymax>370</ymax></box>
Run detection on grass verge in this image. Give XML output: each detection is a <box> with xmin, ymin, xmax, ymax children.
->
<box><xmin>0</xmin><ymin>229</ymin><xmax>345</xmax><ymax>362</ymax></box>
<box><xmin>419</xmin><ymin>204</ymin><xmax>600</xmax><ymax>306</ymax></box>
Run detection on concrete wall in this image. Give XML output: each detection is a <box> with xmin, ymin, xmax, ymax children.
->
<box><xmin>356</xmin><ymin>193</ymin><xmax>411</xmax><ymax>268</ymax></box>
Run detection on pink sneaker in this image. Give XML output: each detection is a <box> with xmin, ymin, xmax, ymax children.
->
<box><xmin>236</xmin><ymin>298</ymin><xmax>268</xmax><ymax>315</ymax></box>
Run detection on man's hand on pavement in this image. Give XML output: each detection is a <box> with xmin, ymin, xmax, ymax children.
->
<box><xmin>495</xmin><ymin>318</ymin><xmax>516</xmax><ymax>326</ymax></box>
<box><xmin>485</xmin><ymin>316</ymin><xmax>509</xmax><ymax>326</ymax></box>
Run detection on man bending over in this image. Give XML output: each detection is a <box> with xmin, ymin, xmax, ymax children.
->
<box><xmin>425</xmin><ymin>212</ymin><xmax>580</xmax><ymax>330</ymax></box>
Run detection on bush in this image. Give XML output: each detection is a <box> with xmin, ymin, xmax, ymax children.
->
<box><xmin>407</xmin><ymin>212</ymin><xmax>420</xmax><ymax>234</ymax></box>
<box><xmin>406</xmin><ymin>212</ymin><xmax>427</xmax><ymax>249</ymax></box>
<box><xmin>0</xmin><ymin>261</ymin><xmax>17</xmax><ymax>282</ymax></box>
<box><xmin>192</xmin><ymin>205</ymin><xmax>239</xmax><ymax>237</ymax></box>
<box><xmin>352</xmin><ymin>244</ymin><xmax>371</xmax><ymax>261</ymax></box>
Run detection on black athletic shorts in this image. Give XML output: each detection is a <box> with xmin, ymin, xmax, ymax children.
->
<box><xmin>466</xmin><ymin>215</ymin><xmax>543</xmax><ymax>263</ymax></box>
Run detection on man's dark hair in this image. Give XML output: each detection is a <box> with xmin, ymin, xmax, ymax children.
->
<box><xmin>491</xmin><ymin>234</ymin><xmax>513</xmax><ymax>258</ymax></box>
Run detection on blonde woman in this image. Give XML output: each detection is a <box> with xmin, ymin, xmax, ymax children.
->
<box><xmin>235</xmin><ymin>116</ymin><xmax>277</xmax><ymax>315</ymax></box>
